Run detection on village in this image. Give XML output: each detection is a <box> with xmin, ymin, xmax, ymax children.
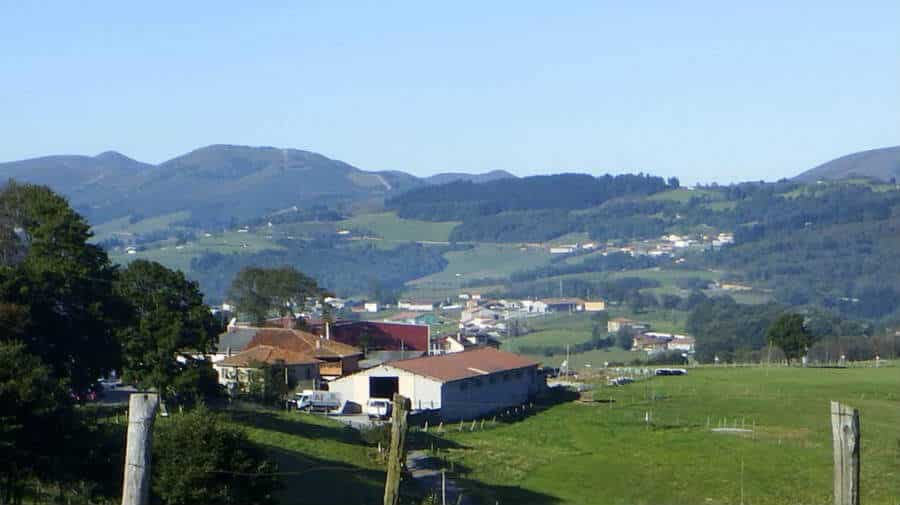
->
<box><xmin>206</xmin><ymin>288</ymin><xmax>697</xmax><ymax>425</ymax></box>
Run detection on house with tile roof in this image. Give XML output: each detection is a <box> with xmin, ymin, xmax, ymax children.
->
<box><xmin>328</xmin><ymin>347</ymin><xmax>543</xmax><ymax>421</ymax></box>
<box><xmin>213</xmin><ymin>345</ymin><xmax>322</xmax><ymax>393</ymax></box>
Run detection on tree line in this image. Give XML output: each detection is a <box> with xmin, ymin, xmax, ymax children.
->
<box><xmin>0</xmin><ymin>181</ymin><xmax>281</xmax><ymax>504</ymax></box>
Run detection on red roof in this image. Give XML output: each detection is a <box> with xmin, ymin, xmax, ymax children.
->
<box><xmin>245</xmin><ymin>328</ymin><xmax>362</xmax><ymax>359</ymax></box>
<box><xmin>218</xmin><ymin>345</ymin><xmax>321</xmax><ymax>367</ymax></box>
<box><xmin>310</xmin><ymin>320</ymin><xmax>429</xmax><ymax>352</ymax></box>
<box><xmin>388</xmin><ymin>347</ymin><xmax>537</xmax><ymax>383</ymax></box>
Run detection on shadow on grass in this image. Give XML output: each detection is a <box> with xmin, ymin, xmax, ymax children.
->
<box><xmin>225</xmin><ymin>408</ymin><xmax>364</xmax><ymax>446</ymax></box>
<box><xmin>262</xmin><ymin>443</ymin><xmax>387</xmax><ymax>505</ymax></box>
<box><xmin>451</xmin><ymin>477</ymin><xmax>563</xmax><ymax>505</ymax></box>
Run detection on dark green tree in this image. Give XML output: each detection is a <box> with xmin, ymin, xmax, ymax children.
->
<box><xmin>616</xmin><ymin>327</ymin><xmax>635</xmax><ymax>350</ymax></box>
<box><xmin>115</xmin><ymin>260</ymin><xmax>221</xmax><ymax>403</ymax></box>
<box><xmin>153</xmin><ymin>406</ymin><xmax>279</xmax><ymax>505</ymax></box>
<box><xmin>767</xmin><ymin>313</ymin><xmax>815</xmax><ymax>364</ymax></box>
<box><xmin>0</xmin><ymin>182</ymin><xmax>124</xmax><ymax>394</ymax></box>
<box><xmin>228</xmin><ymin>266</ymin><xmax>322</xmax><ymax>324</ymax></box>
<box><xmin>0</xmin><ymin>341</ymin><xmax>71</xmax><ymax>503</ymax></box>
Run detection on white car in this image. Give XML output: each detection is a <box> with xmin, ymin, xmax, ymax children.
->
<box><xmin>366</xmin><ymin>398</ymin><xmax>393</xmax><ymax>420</ymax></box>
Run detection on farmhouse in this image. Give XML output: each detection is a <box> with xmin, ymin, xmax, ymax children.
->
<box><xmin>608</xmin><ymin>317</ymin><xmax>649</xmax><ymax>333</ymax></box>
<box><xmin>214</xmin><ymin>345</ymin><xmax>321</xmax><ymax>392</ymax></box>
<box><xmin>583</xmin><ymin>300</ymin><xmax>607</xmax><ymax>312</ymax></box>
<box><xmin>240</xmin><ymin>327</ymin><xmax>363</xmax><ymax>380</ymax></box>
<box><xmin>541</xmin><ymin>298</ymin><xmax>586</xmax><ymax>312</ymax></box>
<box><xmin>328</xmin><ymin>347</ymin><xmax>542</xmax><ymax>421</ymax></box>
<box><xmin>398</xmin><ymin>300</ymin><xmax>437</xmax><ymax>311</ymax></box>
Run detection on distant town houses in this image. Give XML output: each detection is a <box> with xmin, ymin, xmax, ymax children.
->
<box><xmin>607</xmin><ymin>317</ymin><xmax>649</xmax><ymax>334</ymax></box>
<box><xmin>631</xmin><ymin>332</ymin><xmax>696</xmax><ymax>355</ymax></box>
<box><xmin>397</xmin><ymin>299</ymin><xmax>437</xmax><ymax>311</ymax></box>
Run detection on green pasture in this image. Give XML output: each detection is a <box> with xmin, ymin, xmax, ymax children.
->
<box><xmin>429</xmin><ymin>366</ymin><xmax>900</xmax><ymax>505</ymax></box>
<box><xmin>408</xmin><ymin>244</ymin><xmax>552</xmax><ymax>291</ymax></box>
<box><xmin>109</xmin><ymin>230</ymin><xmax>282</xmax><ymax>273</ymax></box>
<box><xmin>338</xmin><ymin>212</ymin><xmax>459</xmax><ymax>243</ymax></box>
<box><xmin>91</xmin><ymin>211</ymin><xmax>191</xmax><ymax>243</ymax></box>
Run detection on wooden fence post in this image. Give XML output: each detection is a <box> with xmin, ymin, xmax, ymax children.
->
<box><xmin>383</xmin><ymin>393</ymin><xmax>411</xmax><ymax>505</ymax></box>
<box><xmin>121</xmin><ymin>393</ymin><xmax>160</xmax><ymax>505</ymax></box>
<box><xmin>830</xmin><ymin>401</ymin><xmax>860</xmax><ymax>505</ymax></box>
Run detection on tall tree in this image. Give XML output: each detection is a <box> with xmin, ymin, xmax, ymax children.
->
<box><xmin>228</xmin><ymin>266</ymin><xmax>322</xmax><ymax>324</ymax></box>
<box><xmin>0</xmin><ymin>182</ymin><xmax>123</xmax><ymax>394</ymax></box>
<box><xmin>766</xmin><ymin>313</ymin><xmax>815</xmax><ymax>364</ymax></box>
<box><xmin>115</xmin><ymin>260</ymin><xmax>221</xmax><ymax>402</ymax></box>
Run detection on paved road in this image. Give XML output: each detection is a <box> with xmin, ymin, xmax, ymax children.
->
<box><xmin>406</xmin><ymin>450</ymin><xmax>472</xmax><ymax>505</ymax></box>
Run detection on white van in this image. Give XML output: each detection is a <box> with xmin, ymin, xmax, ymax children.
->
<box><xmin>366</xmin><ymin>398</ymin><xmax>393</xmax><ymax>420</ymax></box>
<box><xmin>295</xmin><ymin>390</ymin><xmax>341</xmax><ymax>412</ymax></box>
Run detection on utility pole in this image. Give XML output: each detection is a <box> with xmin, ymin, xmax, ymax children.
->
<box><xmin>121</xmin><ymin>393</ymin><xmax>160</xmax><ymax>505</ymax></box>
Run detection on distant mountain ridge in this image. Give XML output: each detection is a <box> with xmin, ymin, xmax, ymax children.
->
<box><xmin>795</xmin><ymin>145</ymin><xmax>900</xmax><ymax>182</ymax></box>
<box><xmin>0</xmin><ymin>144</ymin><xmax>513</xmax><ymax>227</ymax></box>
<box><xmin>425</xmin><ymin>169</ymin><xmax>516</xmax><ymax>185</ymax></box>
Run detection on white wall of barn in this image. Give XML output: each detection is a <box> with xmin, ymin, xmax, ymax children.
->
<box><xmin>328</xmin><ymin>365</ymin><xmax>443</xmax><ymax>411</ymax></box>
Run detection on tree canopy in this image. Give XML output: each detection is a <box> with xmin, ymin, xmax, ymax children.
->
<box><xmin>115</xmin><ymin>259</ymin><xmax>221</xmax><ymax>402</ymax></box>
<box><xmin>766</xmin><ymin>313</ymin><xmax>815</xmax><ymax>363</ymax></box>
<box><xmin>0</xmin><ymin>181</ymin><xmax>124</xmax><ymax>394</ymax></box>
<box><xmin>227</xmin><ymin>265</ymin><xmax>323</xmax><ymax>324</ymax></box>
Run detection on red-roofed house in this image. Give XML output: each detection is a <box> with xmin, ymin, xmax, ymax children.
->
<box><xmin>328</xmin><ymin>347</ymin><xmax>543</xmax><ymax>421</ymax></box>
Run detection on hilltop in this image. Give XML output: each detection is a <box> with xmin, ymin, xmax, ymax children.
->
<box><xmin>795</xmin><ymin>145</ymin><xmax>900</xmax><ymax>182</ymax></box>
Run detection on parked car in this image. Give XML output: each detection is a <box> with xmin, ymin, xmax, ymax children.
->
<box><xmin>654</xmin><ymin>368</ymin><xmax>688</xmax><ymax>376</ymax></box>
<box><xmin>366</xmin><ymin>398</ymin><xmax>393</xmax><ymax>420</ymax></box>
<box><xmin>607</xmin><ymin>376</ymin><xmax>634</xmax><ymax>386</ymax></box>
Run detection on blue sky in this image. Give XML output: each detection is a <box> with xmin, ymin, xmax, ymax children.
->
<box><xmin>1</xmin><ymin>1</ymin><xmax>898</xmax><ymax>184</ymax></box>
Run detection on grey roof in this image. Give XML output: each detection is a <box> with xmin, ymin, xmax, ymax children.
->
<box><xmin>214</xmin><ymin>328</ymin><xmax>257</xmax><ymax>354</ymax></box>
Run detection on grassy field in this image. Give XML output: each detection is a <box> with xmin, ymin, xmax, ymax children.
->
<box><xmin>408</xmin><ymin>244</ymin><xmax>552</xmax><ymax>293</ymax></box>
<box><xmin>502</xmin><ymin>313</ymin><xmax>599</xmax><ymax>353</ymax></box>
<box><xmin>647</xmin><ymin>188</ymin><xmax>722</xmax><ymax>203</ymax></box>
<box><xmin>223</xmin><ymin>406</ymin><xmax>386</xmax><ymax>505</ymax></box>
<box><xmin>338</xmin><ymin>212</ymin><xmax>460</xmax><ymax>243</ymax></box>
<box><xmin>91</xmin><ymin>211</ymin><xmax>191</xmax><ymax>242</ymax></box>
<box><xmin>428</xmin><ymin>366</ymin><xmax>900</xmax><ymax>505</ymax></box>
<box><xmin>109</xmin><ymin>230</ymin><xmax>282</xmax><ymax>272</ymax></box>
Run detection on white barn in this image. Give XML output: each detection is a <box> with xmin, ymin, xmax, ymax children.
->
<box><xmin>328</xmin><ymin>347</ymin><xmax>542</xmax><ymax>421</ymax></box>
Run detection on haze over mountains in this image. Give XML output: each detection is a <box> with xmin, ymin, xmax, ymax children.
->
<box><xmin>0</xmin><ymin>144</ymin><xmax>515</xmax><ymax>227</ymax></box>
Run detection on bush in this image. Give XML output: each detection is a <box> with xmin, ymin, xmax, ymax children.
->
<box><xmin>153</xmin><ymin>407</ymin><xmax>280</xmax><ymax>505</ymax></box>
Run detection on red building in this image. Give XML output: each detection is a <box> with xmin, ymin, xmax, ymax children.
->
<box><xmin>309</xmin><ymin>320</ymin><xmax>430</xmax><ymax>352</ymax></box>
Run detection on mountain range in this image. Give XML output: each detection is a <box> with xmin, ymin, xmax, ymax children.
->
<box><xmin>3</xmin><ymin>143</ymin><xmax>897</xmax><ymax>229</ymax></box>
<box><xmin>0</xmin><ymin>145</ymin><xmax>515</xmax><ymax>227</ymax></box>
<box><xmin>795</xmin><ymin>145</ymin><xmax>900</xmax><ymax>182</ymax></box>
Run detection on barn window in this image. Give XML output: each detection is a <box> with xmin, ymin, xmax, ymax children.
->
<box><xmin>474</xmin><ymin>378</ymin><xmax>482</xmax><ymax>387</ymax></box>
<box><xmin>503</xmin><ymin>373</ymin><xmax>510</xmax><ymax>382</ymax></box>
<box><xmin>514</xmin><ymin>371</ymin><xmax>522</xmax><ymax>380</ymax></box>
<box><xmin>489</xmin><ymin>375</ymin><xmax>496</xmax><ymax>384</ymax></box>
<box><xmin>305</xmin><ymin>367</ymin><xmax>311</xmax><ymax>379</ymax></box>
<box><xmin>460</xmin><ymin>381</ymin><xmax>468</xmax><ymax>391</ymax></box>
